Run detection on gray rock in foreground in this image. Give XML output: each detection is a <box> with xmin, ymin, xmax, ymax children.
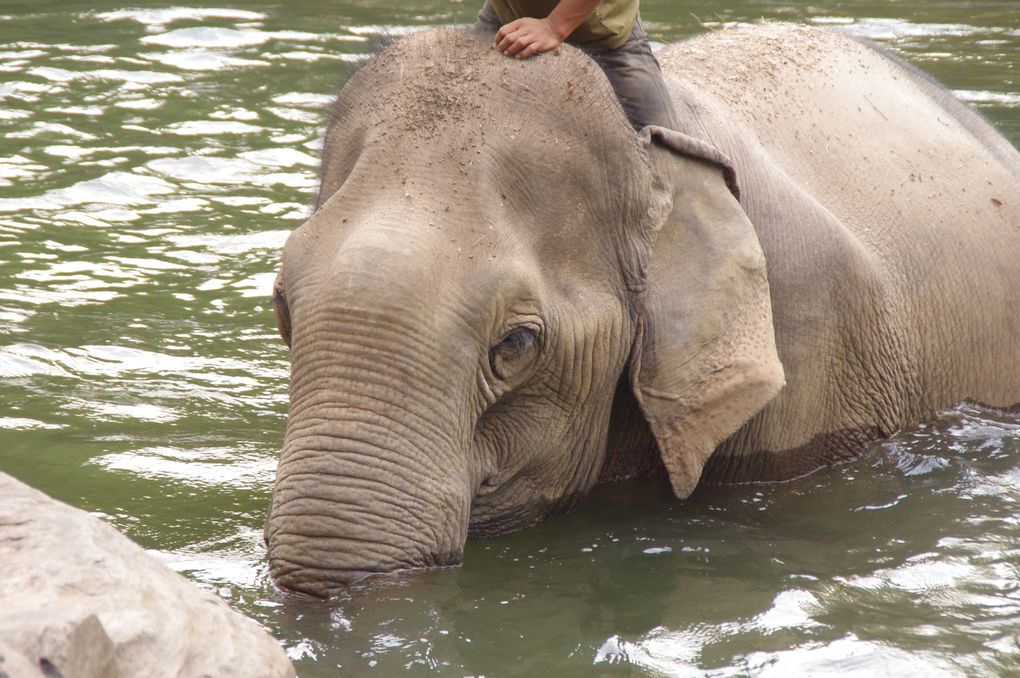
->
<box><xmin>0</xmin><ymin>472</ymin><xmax>296</xmax><ymax>678</ymax></box>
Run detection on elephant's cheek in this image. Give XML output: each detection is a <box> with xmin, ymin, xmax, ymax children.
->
<box><xmin>265</xmin><ymin>434</ymin><xmax>471</xmax><ymax>597</ymax></box>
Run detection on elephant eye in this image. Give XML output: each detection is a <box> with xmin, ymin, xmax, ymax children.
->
<box><xmin>272</xmin><ymin>272</ymin><xmax>292</xmax><ymax>348</ymax></box>
<box><xmin>488</xmin><ymin>327</ymin><xmax>538</xmax><ymax>381</ymax></box>
<box><xmin>498</xmin><ymin>327</ymin><xmax>536</xmax><ymax>352</ymax></box>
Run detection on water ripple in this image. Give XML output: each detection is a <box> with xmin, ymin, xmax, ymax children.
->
<box><xmin>146</xmin><ymin>50</ymin><xmax>270</xmax><ymax>71</ymax></box>
<box><xmin>140</xmin><ymin>27</ymin><xmax>321</xmax><ymax>49</ymax></box>
<box><xmin>92</xmin><ymin>446</ymin><xmax>276</xmax><ymax>487</ymax></box>
<box><xmin>94</xmin><ymin>8</ymin><xmax>267</xmax><ymax>28</ymax></box>
<box><xmin>954</xmin><ymin>90</ymin><xmax>1020</xmax><ymax>107</ymax></box>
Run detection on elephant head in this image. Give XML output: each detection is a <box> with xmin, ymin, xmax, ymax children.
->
<box><xmin>265</xmin><ymin>29</ymin><xmax>783</xmax><ymax>596</ymax></box>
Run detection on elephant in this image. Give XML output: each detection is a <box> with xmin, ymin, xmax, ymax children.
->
<box><xmin>264</xmin><ymin>22</ymin><xmax>1020</xmax><ymax>596</ymax></box>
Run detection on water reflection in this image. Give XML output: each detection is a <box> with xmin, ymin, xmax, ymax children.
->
<box><xmin>0</xmin><ymin>2</ymin><xmax>1018</xmax><ymax>676</ymax></box>
<box><xmin>206</xmin><ymin>402</ymin><xmax>1018</xmax><ymax>675</ymax></box>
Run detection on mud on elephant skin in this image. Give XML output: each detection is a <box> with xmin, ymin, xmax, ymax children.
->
<box><xmin>264</xmin><ymin>23</ymin><xmax>1020</xmax><ymax>596</ymax></box>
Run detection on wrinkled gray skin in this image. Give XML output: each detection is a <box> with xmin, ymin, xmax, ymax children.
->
<box><xmin>265</xmin><ymin>23</ymin><xmax>1020</xmax><ymax>596</ymax></box>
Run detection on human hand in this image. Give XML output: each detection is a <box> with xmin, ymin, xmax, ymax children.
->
<box><xmin>495</xmin><ymin>17</ymin><xmax>563</xmax><ymax>59</ymax></box>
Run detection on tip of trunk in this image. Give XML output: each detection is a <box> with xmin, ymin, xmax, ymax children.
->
<box><xmin>269</xmin><ymin>552</ymin><xmax>464</xmax><ymax>598</ymax></box>
<box><xmin>270</xmin><ymin>562</ymin><xmax>371</xmax><ymax>598</ymax></box>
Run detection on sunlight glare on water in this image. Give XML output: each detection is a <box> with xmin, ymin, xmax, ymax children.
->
<box><xmin>0</xmin><ymin>1</ymin><xmax>1018</xmax><ymax>675</ymax></box>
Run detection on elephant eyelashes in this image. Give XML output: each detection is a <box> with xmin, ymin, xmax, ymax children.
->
<box><xmin>499</xmin><ymin>327</ymin><xmax>537</xmax><ymax>351</ymax></box>
<box><xmin>488</xmin><ymin>327</ymin><xmax>538</xmax><ymax>381</ymax></box>
<box><xmin>271</xmin><ymin>288</ymin><xmax>292</xmax><ymax>348</ymax></box>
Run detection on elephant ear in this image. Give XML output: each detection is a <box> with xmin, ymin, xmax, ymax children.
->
<box><xmin>628</xmin><ymin>126</ymin><xmax>785</xmax><ymax>499</ymax></box>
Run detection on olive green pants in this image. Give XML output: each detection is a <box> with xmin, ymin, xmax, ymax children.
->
<box><xmin>475</xmin><ymin>1</ymin><xmax>679</xmax><ymax>131</ymax></box>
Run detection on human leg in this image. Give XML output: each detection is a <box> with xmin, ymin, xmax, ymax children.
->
<box><xmin>474</xmin><ymin>1</ymin><xmax>502</xmax><ymax>33</ymax></box>
<box><xmin>587</xmin><ymin>17</ymin><xmax>678</xmax><ymax>130</ymax></box>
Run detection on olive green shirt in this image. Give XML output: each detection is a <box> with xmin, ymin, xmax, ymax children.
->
<box><xmin>489</xmin><ymin>0</ymin><xmax>638</xmax><ymax>50</ymax></box>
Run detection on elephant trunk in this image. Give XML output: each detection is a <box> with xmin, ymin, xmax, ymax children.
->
<box><xmin>266</xmin><ymin>416</ymin><xmax>471</xmax><ymax>595</ymax></box>
<box><xmin>265</xmin><ymin>322</ymin><xmax>473</xmax><ymax>597</ymax></box>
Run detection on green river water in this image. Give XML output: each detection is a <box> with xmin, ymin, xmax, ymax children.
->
<box><xmin>1</xmin><ymin>1</ymin><xmax>1019</xmax><ymax>676</ymax></box>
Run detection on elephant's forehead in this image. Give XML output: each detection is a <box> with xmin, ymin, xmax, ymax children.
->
<box><xmin>291</xmin><ymin>28</ymin><xmax>647</xmax><ymax>301</ymax></box>
<box><xmin>339</xmin><ymin>29</ymin><xmax>632</xmax><ymax>149</ymax></box>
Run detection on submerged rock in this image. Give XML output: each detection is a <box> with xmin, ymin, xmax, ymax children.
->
<box><xmin>0</xmin><ymin>472</ymin><xmax>295</xmax><ymax>678</ymax></box>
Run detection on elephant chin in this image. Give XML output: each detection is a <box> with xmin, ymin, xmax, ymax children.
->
<box><xmin>467</xmin><ymin>506</ymin><xmax>542</xmax><ymax>539</ymax></box>
<box><xmin>468</xmin><ymin>491</ymin><xmax>588</xmax><ymax>538</ymax></box>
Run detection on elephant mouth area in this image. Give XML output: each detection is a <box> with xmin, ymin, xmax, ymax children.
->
<box><xmin>468</xmin><ymin>490</ymin><xmax>587</xmax><ymax>538</ymax></box>
<box><xmin>468</xmin><ymin>499</ymin><xmax>540</xmax><ymax>537</ymax></box>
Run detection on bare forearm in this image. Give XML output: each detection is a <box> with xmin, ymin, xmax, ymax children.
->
<box><xmin>545</xmin><ymin>0</ymin><xmax>602</xmax><ymax>40</ymax></box>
